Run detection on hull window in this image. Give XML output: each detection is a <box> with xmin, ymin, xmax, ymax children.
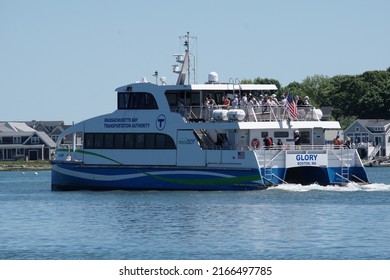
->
<box><xmin>84</xmin><ymin>133</ymin><xmax>176</xmax><ymax>150</ymax></box>
<box><xmin>300</xmin><ymin>131</ymin><xmax>311</xmax><ymax>144</ymax></box>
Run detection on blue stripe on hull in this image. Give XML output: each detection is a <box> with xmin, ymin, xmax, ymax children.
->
<box><xmin>51</xmin><ymin>163</ymin><xmax>265</xmax><ymax>191</ymax></box>
<box><xmin>328</xmin><ymin>166</ymin><xmax>369</xmax><ymax>184</ymax></box>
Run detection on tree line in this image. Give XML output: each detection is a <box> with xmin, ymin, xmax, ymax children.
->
<box><xmin>242</xmin><ymin>67</ymin><xmax>390</xmax><ymax>128</ymax></box>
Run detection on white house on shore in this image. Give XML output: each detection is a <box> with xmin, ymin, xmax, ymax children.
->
<box><xmin>343</xmin><ymin>119</ymin><xmax>390</xmax><ymax>159</ymax></box>
<box><xmin>0</xmin><ymin>121</ymin><xmax>57</xmax><ymax>161</ymax></box>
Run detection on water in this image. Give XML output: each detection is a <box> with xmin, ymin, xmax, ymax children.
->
<box><xmin>0</xmin><ymin>168</ymin><xmax>389</xmax><ymax>260</ymax></box>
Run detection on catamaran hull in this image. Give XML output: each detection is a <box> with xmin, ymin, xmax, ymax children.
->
<box><xmin>51</xmin><ymin>162</ymin><xmax>369</xmax><ymax>191</ymax></box>
<box><xmin>51</xmin><ymin>163</ymin><xmax>266</xmax><ymax>191</ymax></box>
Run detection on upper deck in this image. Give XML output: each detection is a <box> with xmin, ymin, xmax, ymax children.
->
<box><xmin>116</xmin><ymin>81</ymin><xmax>324</xmax><ymax>124</ymax></box>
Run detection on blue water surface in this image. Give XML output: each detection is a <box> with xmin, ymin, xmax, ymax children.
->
<box><xmin>0</xmin><ymin>168</ymin><xmax>389</xmax><ymax>260</ymax></box>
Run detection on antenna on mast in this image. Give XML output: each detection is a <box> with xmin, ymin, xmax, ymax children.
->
<box><xmin>174</xmin><ymin>32</ymin><xmax>197</xmax><ymax>85</ymax></box>
<box><xmin>152</xmin><ymin>71</ymin><xmax>158</xmax><ymax>84</ymax></box>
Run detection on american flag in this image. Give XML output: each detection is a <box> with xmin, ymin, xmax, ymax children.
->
<box><xmin>286</xmin><ymin>93</ymin><xmax>298</xmax><ymax>120</ymax></box>
<box><xmin>238</xmin><ymin>151</ymin><xmax>245</xmax><ymax>159</ymax></box>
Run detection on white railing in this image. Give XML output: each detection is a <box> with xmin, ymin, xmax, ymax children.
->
<box><xmin>173</xmin><ymin>105</ymin><xmax>321</xmax><ymax>122</ymax></box>
<box><xmin>200</xmin><ymin>144</ymin><xmax>352</xmax><ymax>151</ymax></box>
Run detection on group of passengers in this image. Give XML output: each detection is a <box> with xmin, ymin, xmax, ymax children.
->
<box><xmin>216</xmin><ymin>93</ymin><xmax>310</xmax><ymax>110</ymax></box>
<box><xmin>203</xmin><ymin>93</ymin><xmax>311</xmax><ymax>120</ymax></box>
<box><xmin>333</xmin><ymin>135</ymin><xmax>351</xmax><ymax>149</ymax></box>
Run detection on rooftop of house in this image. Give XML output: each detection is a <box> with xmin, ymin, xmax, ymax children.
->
<box><xmin>0</xmin><ymin>122</ymin><xmax>36</xmax><ymax>132</ymax></box>
<box><xmin>357</xmin><ymin>119</ymin><xmax>390</xmax><ymax>127</ymax></box>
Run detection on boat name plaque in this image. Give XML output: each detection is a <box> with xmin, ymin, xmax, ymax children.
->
<box><xmin>286</xmin><ymin>153</ymin><xmax>328</xmax><ymax>167</ymax></box>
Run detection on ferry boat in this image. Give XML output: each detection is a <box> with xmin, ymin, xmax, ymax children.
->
<box><xmin>51</xmin><ymin>34</ymin><xmax>369</xmax><ymax>191</ymax></box>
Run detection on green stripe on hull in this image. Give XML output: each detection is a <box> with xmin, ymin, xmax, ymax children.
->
<box><xmin>146</xmin><ymin>173</ymin><xmax>262</xmax><ymax>186</ymax></box>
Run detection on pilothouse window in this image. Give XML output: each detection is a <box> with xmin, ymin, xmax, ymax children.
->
<box><xmin>117</xmin><ymin>92</ymin><xmax>158</xmax><ymax>109</ymax></box>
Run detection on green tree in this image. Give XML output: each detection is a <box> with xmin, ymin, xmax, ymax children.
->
<box><xmin>359</xmin><ymin>71</ymin><xmax>390</xmax><ymax>118</ymax></box>
<box><xmin>242</xmin><ymin>77</ymin><xmax>282</xmax><ymax>95</ymax></box>
<box><xmin>241</xmin><ymin>69</ymin><xmax>390</xmax><ymax>123</ymax></box>
<box><xmin>299</xmin><ymin>74</ymin><xmax>331</xmax><ymax>108</ymax></box>
<box><xmin>282</xmin><ymin>81</ymin><xmax>302</xmax><ymax>95</ymax></box>
<box><xmin>252</xmin><ymin>77</ymin><xmax>281</xmax><ymax>90</ymax></box>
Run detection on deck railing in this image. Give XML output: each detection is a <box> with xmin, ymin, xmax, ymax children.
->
<box><xmin>199</xmin><ymin>144</ymin><xmax>351</xmax><ymax>151</ymax></box>
<box><xmin>172</xmin><ymin>105</ymin><xmax>322</xmax><ymax>122</ymax></box>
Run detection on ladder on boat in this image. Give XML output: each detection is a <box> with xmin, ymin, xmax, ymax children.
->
<box><xmin>264</xmin><ymin>166</ymin><xmax>273</xmax><ymax>181</ymax></box>
<box><xmin>338</xmin><ymin>149</ymin><xmax>352</xmax><ymax>183</ymax></box>
<box><xmin>341</xmin><ymin>164</ymin><xmax>350</xmax><ymax>182</ymax></box>
<box><xmin>261</xmin><ymin>149</ymin><xmax>274</xmax><ymax>183</ymax></box>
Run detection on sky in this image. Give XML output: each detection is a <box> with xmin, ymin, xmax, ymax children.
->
<box><xmin>1</xmin><ymin>0</ymin><xmax>389</xmax><ymax>124</ymax></box>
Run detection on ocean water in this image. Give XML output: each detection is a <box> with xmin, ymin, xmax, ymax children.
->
<box><xmin>0</xmin><ymin>168</ymin><xmax>389</xmax><ymax>260</ymax></box>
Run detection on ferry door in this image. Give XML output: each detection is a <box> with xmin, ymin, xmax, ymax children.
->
<box><xmin>313</xmin><ymin>127</ymin><xmax>324</xmax><ymax>146</ymax></box>
<box><xmin>237</xmin><ymin>130</ymin><xmax>249</xmax><ymax>150</ymax></box>
<box><xmin>176</xmin><ymin>130</ymin><xmax>206</xmax><ymax>166</ymax></box>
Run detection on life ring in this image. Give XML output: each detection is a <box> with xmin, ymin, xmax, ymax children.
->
<box><xmin>251</xmin><ymin>138</ymin><xmax>260</xmax><ymax>149</ymax></box>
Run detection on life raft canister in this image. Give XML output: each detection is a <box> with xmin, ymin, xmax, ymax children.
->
<box><xmin>251</xmin><ymin>138</ymin><xmax>260</xmax><ymax>149</ymax></box>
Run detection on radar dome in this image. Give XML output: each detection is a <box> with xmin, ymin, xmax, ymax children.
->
<box><xmin>208</xmin><ymin>72</ymin><xmax>219</xmax><ymax>83</ymax></box>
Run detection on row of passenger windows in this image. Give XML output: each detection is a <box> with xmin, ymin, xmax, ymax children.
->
<box><xmin>84</xmin><ymin>133</ymin><xmax>176</xmax><ymax>149</ymax></box>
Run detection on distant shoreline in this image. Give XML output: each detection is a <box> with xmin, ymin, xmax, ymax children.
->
<box><xmin>0</xmin><ymin>161</ymin><xmax>51</xmax><ymax>171</ymax></box>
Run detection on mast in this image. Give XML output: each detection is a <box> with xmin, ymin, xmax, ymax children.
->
<box><xmin>174</xmin><ymin>32</ymin><xmax>196</xmax><ymax>85</ymax></box>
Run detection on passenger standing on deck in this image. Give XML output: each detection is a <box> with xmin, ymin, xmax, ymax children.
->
<box><xmin>333</xmin><ymin>135</ymin><xmax>342</xmax><ymax>149</ymax></box>
<box><xmin>257</xmin><ymin>95</ymin><xmax>264</xmax><ymax>113</ymax></box>
<box><xmin>241</xmin><ymin>93</ymin><xmax>248</xmax><ymax>120</ymax></box>
<box><xmin>204</xmin><ymin>95</ymin><xmax>216</xmax><ymax>120</ymax></box>
<box><xmin>231</xmin><ymin>94</ymin><xmax>239</xmax><ymax>109</ymax></box>
<box><xmin>279</xmin><ymin>94</ymin><xmax>287</xmax><ymax>119</ymax></box>
<box><xmin>262</xmin><ymin>95</ymin><xmax>269</xmax><ymax>113</ymax></box>
<box><xmin>294</xmin><ymin>130</ymin><xmax>301</xmax><ymax>149</ymax></box>
<box><xmin>263</xmin><ymin>136</ymin><xmax>273</xmax><ymax>149</ymax></box>
<box><xmin>277</xmin><ymin>139</ymin><xmax>283</xmax><ymax>148</ymax></box>
<box><xmin>222</xmin><ymin>95</ymin><xmax>230</xmax><ymax>109</ymax></box>
<box><xmin>280</xmin><ymin>95</ymin><xmax>287</xmax><ymax>106</ymax></box>
<box><xmin>302</xmin><ymin>96</ymin><xmax>310</xmax><ymax>118</ymax></box>
<box><xmin>271</xmin><ymin>94</ymin><xmax>279</xmax><ymax>105</ymax></box>
<box><xmin>251</xmin><ymin>94</ymin><xmax>259</xmax><ymax>108</ymax></box>
<box><xmin>344</xmin><ymin>136</ymin><xmax>351</xmax><ymax>149</ymax></box>
<box><xmin>297</xmin><ymin>96</ymin><xmax>305</xmax><ymax>106</ymax></box>
<box><xmin>240</xmin><ymin>93</ymin><xmax>248</xmax><ymax>109</ymax></box>
<box><xmin>247</xmin><ymin>95</ymin><xmax>256</xmax><ymax>121</ymax></box>
<box><xmin>304</xmin><ymin>96</ymin><xmax>310</xmax><ymax>106</ymax></box>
